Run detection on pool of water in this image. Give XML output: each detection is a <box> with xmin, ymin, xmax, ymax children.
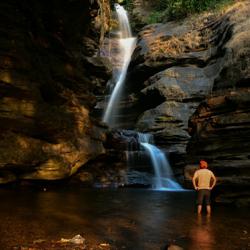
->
<box><xmin>0</xmin><ymin>188</ymin><xmax>249</xmax><ymax>249</ymax></box>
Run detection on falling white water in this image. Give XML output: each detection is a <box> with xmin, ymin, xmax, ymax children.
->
<box><xmin>103</xmin><ymin>4</ymin><xmax>136</xmax><ymax>126</ymax></box>
<box><xmin>101</xmin><ymin>6</ymin><xmax>183</xmax><ymax>190</ymax></box>
<box><xmin>138</xmin><ymin>133</ymin><xmax>183</xmax><ymax>191</ymax></box>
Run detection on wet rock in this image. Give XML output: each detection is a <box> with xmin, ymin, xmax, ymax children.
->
<box><xmin>104</xmin><ymin>129</ymin><xmax>140</xmax><ymax>150</ymax></box>
<box><xmin>71</xmin><ymin>151</ymin><xmax>128</xmax><ymax>188</ymax></box>
<box><xmin>167</xmin><ymin>244</ymin><xmax>184</xmax><ymax>250</ymax></box>
<box><xmin>0</xmin><ymin>170</ymin><xmax>17</xmax><ymax>184</ymax></box>
<box><xmin>60</xmin><ymin>234</ymin><xmax>86</xmax><ymax>245</ymax></box>
<box><xmin>99</xmin><ymin>243</ymin><xmax>111</xmax><ymax>249</ymax></box>
<box><xmin>136</xmin><ymin>100</ymin><xmax>196</xmax><ymax>154</ymax></box>
<box><xmin>125</xmin><ymin>170</ymin><xmax>152</xmax><ymax>187</ymax></box>
<box><xmin>74</xmin><ymin>171</ymin><xmax>94</xmax><ymax>186</ymax></box>
<box><xmin>19</xmin><ymin>235</ymin><xmax>91</xmax><ymax>250</ymax></box>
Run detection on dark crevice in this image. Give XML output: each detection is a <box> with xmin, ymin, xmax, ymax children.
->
<box><xmin>136</xmin><ymin>89</ymin><xmax>165</xmax><ymax>113</ymax></box>
<box><xmin>39</xmin><ymin>82</ymin><xmax>66</xmax><ymax>105</ymax></box>
<box><xmin>236</xmin><ymin>78</ymin><xmax>250</xmax><ymax>88</ymax></box>
<box><xmin>182</xmin><ymin>96</ymin><xmax>205</xmax><ymax>103</ymax></box>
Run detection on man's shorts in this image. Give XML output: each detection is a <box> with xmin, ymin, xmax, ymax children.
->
<box><xmin>197</xmin><ymin>189</ymin><xmax>211</xmax><ymax>205</ymax></box>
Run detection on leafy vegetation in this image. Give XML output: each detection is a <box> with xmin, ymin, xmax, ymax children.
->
<box><xmin>148</xmin><ymin>0</ymin><xmax>234</xmax><ymax>23</ymax></box>
<box><xmin>120</xmin><ymin>0</ymin><xmax>234</xmax><ymax>24</ymax></box>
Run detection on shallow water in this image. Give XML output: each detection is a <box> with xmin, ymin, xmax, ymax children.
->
<box><xmin>0</xmin><ymin>188</ymin><xmax>249</xmax><ymax>249</ymax></box>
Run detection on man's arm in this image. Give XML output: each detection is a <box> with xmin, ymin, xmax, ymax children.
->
<box><xmin>192</xmin><ymin>171</ymin><xmax>198</xmax><ymax>190</ymax></box>
<box><xmin>210</xmin><ymin>172</ymin><xmax>217</xmax><ymax>189</ymax></box>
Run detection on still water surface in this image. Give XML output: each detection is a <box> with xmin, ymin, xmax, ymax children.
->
<box><xmin>0</xmin><ymin>188</ymin><xmax>249</xmax><ymax>249</ymax></box>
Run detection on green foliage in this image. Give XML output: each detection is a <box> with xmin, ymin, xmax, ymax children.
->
<box><xmin>123</xmin><ymin>0</ymin><xmax>133</xmax><ymax>11</ymax></box>
<box><xmin>145</xmin><ymin>0</ymin><xmax>234</xmax><ymax>23</ymax></box>
<box><xmin>153</xmin><ymin>0</ymin><xmax>169</xmax><ymax>11</ymax></box>
<box><xmin>147</xmin><ymin>10</ymin><xmax>166</xmax><ymax>24</ymax></box>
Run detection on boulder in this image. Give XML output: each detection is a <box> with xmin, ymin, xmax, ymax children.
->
<box><xmin>135</xmin><ymin>64</ymin><xmax>221</xmax><ymax>153</ymax></box>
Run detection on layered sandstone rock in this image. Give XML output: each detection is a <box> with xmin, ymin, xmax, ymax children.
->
<box><xmin>185</xmin><ymin>2</ymin><xmax>250</xmax><ymax>204</ymax></box>
<box><xmin>136</xmin><ymin>64</ymin><xmax>219</xmax><ymax>153</ymax></box>
<box><xmin>122</xmin><ymin>10</ymin><xmax>222</xmax><ymax>161</ymax></box>
<box><xmin>107</xmin><ymin>1</ymin><xmax>250</xmax><ymax>203</ymax></box>
<box><xmin>187</xmin><ymin>88</ymin><xmax>250</xmax><ymax>204</ymax></box>
<box><xmin>0</xmin><ymin>0</ymin><xmax>111</xmax><ymax>183</ymax></box>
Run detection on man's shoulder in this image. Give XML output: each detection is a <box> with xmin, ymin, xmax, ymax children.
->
<box><xmin>194</xmin><ymin>169</ymin><xmax>203</xmax><ymax>176</ymax></box>
<box><xmin>196</xmin><ymin>169</ymin><xmax>206</xmax><ymax>173</ymax></box>
<box><xmin>203</xmin><ymin>169</ymin><xmax>214</xmax><ymax>175</ymax></box>
<box><xmin>197</xmin><ymin>169</ymin><xmax>212</xmax><ymax>174</ymax></box>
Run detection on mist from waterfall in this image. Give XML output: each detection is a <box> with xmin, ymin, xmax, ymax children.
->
<box><xmin>102</xmin><ymin>4</ymin><xmax>136</xmax><ymax>126</ymax></box>
<box><xmin>138</xmin><ymin>133</ymin><xmax>183</xmax><ymax>191</ymax></box>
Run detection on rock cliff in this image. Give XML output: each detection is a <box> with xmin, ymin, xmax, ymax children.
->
<box><xmin>186</xmin><ymin>2</ymin><xmax>250</xmax><ymax>204</ymax></box>
<box><xmin>115</xmin><ymin>1</ymin><xmax>250</xmax><ymax>203</ymax></box>
<box><xmin>0</xmin><ymin>0</ymin><xmax>112</xmax><ymax>183</ymax></box>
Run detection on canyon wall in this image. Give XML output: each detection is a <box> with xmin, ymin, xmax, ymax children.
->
<box><xmin>1</xmin><ymin>0</ymin><xmax>249</xmax><ymax>205</ymax></box>
<box><xmin>0</xmin><ymin>0</ymin><xmax>111</xmax><ymax>183</ymax></box>
<box><xmin>118</xmin><ymin>1</ymin><xmax>250</xmax><ymax>204</ymax></box>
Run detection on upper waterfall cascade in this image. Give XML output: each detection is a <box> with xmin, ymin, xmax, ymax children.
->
<box><xmin>102</xmin><ymin>4</ymin><xmax>136</xmax><ymax>126</ymax></box>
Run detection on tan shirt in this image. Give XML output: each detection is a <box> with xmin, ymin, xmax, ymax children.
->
<box><xmin>193</xmin><ymin>169</ymin><xmax>216</xmax><ymax>190</ymax></box>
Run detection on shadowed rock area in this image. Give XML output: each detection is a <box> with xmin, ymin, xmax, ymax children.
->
<box><xmin>0</xmin><ymin>0</ymin><xmax>112</xmax><ymax>183</ymax></box>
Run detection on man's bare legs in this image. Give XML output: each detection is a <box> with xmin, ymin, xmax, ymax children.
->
<box><xmin>197</xmin><ymin>205</ymin><xmax>211</xmax><ymax>215</ymax></box>
<box><xmin>206</xmin><ymin>205</ymin><xmax>211</xmax><ymax>215</ymax></box>
<box><xmin>197</xmin><ymin>205</ymin><xmax>202</xmax><ymax>214</ymax></box>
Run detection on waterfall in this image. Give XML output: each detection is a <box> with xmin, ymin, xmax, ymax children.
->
<box><xmin>138</xmin><ymin>133</ymin><xmax>183</xmax><ymax>191</ymax></box>
<box><xmin>102</xmin><ymin>4</ymin><xmax>136</xmax><ymax>126</ymax></box>
<box><xmin>101</xmin><ymin>5</ymin><xmax>182</xmax><ymax>191</ymax></box>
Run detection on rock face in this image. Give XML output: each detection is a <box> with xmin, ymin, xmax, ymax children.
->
<box><xmin>136</xmin><ymin>65</ymin><xmax>218</xmax><ymax>153</ymax></box>
<box><xmin>0</xmin><ymin>0</ymin><xmax>112</xmax><ymax>183</ymax></box>
<box><xmin>108</xmin><ymin>1</ymin><xmax>250</xmax><ymax>203</ymax></box>
<box><xmin>122</xmin><ymin>11</ymin><xmax>223</xmax><ymax>167</ymax></box>
<box><xmin>128</xmin><ymin>0</ymin><xmax>155</xmax><ymax>30</ymax></box>
<box><xmin>187</xmin><ymin>90</ymin><xmax>250</xmax><ymax>204</ymax></box>
<box><xmin>186</xmin><ymin>2</ymin><xmax>250</xmax><ymax>203</ymax></box>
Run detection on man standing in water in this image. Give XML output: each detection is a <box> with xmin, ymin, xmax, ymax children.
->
<box><xmin>192</xmin><ymin>160</ymin><xmax>216</xmax><ymax>215</ymax></box>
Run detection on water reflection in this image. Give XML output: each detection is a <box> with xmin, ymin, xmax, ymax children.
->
<box><xmin>0</xmin><ymin>188</ymin><xmax>249</xmax><ymax>249</ymax></box>
<box><xmin>189</xmin><ymin>215</ymin><xmax>215</xmax><ymax>250</ymax></box>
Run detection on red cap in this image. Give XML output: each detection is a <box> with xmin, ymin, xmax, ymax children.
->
<box><xmin>200</xmin><ymin>160</ymin><xmax>208</xmax><ymax>169</ymax></box>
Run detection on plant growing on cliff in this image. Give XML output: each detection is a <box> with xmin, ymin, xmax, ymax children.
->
<box><xmin>147</xmin><ymin>0</ymin><xmax>234</xmax><ymax>23</ymax></box>
<box><xmin>97</xmin><ymin>0</ymin><xmax>111</xmax><ymax>45</ymax></box>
